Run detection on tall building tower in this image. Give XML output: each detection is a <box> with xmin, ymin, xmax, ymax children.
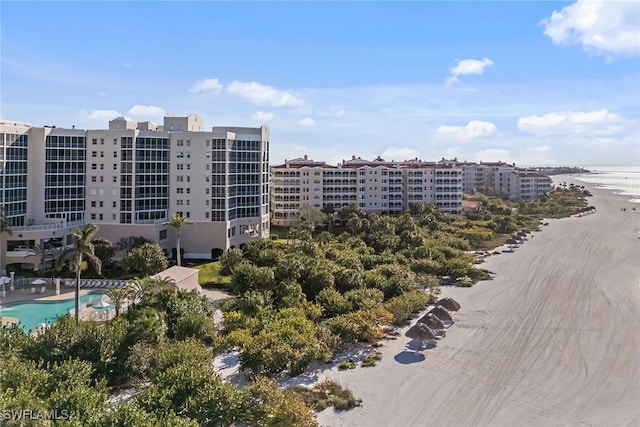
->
<box><xmin>0</xmin><ymin>115</ymin><xmax>269</xmax><ymax>273</ymax></box>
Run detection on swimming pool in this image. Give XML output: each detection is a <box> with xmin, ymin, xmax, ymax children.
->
<box><xmin>0</xmin><ymin>292</ymin><xmax>109</xmax><ymax>332</ymax></box>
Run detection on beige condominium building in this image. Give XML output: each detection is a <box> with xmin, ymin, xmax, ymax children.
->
<box><xmin>272</xmin><ymin>155</ymin><xmax>463</xmax><ymax>227</ymax></box>
<box><xmin>0</xmin><ymin>114</ymin><xmax>270</xmax><ymax>274</ymax></box>
<box><xmin>436</xmin><ymin>158</ymin><xmax>552</xmax><ymax>200</ymax></box>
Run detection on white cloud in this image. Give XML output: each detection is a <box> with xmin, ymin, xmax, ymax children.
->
<box><xmin>517</xmin><ymin>109</ymin><xmax>630</xmax><ymax>136</ymax></box>
<box><xmin>447</xmin><ymin>57</ymin><xmax>494</xmax><ymax>85</ymax></box>
<box><xmin>437</xmin><ymin>120</ymin><xmax>499</xmax><ymax>140</ymax></box>
<box><xmin>381</xmin><ymin>147</ymin><xmax>422</xmax><ymax>161</ymax></box>
<box><xmin>190</xmin><ymin>78</ymin><xmax>223</xmax><ymax>94</ymax></box>
<box><xmin>87</xmin><ymin>109</ymin><xmax>122</xmax><ymax>121</ymax></box>
<box><xmin>297</xmin><ymin>117</ymin><xmax>315</xmax><ymax>126</ymax></box>
<box><xmin>540</xmin><ymin>0</ymin><xmax>640</xmax><ymax>58</ymax></box>
<box><xmin>252</xmin><ymin>111</ymin><xmax>274</xmax><ymax>121</ymax></box>
<box><xmin>227</xmin><ymin>81</ymin><xmax>304</xmax><ymax>106</ymax></box>
<box><xmin>126</xmin><ymin>105</ymin><xmax>166</xmax><ymax>123</ymax></box>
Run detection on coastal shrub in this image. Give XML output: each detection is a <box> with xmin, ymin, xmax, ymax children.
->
<box><xmin>219</xmin><ymin>248</ymin><xmax>245</xmax><ymax>275</ymax></box>
<box><xmin>343</xmin><ymin>287</ymin><xmax>384</xmax><ymax>311</ymax></box>
<box><xmin>326</xmin><ymin>307</ymin><xmax>393</xmax><ymax>345</ymax></box>
<box><xmin>316</xmin><ymin>287</ymin><xmax>351</xmax><ymax>318</ymax></box>
<box><xmin>457</xmin><ymin>277</ymin><xmax>473</xmax><ymax>287</ymax></box>
<box><xmin>384</xmin><ymin>291</ymin><xmax>433</xmax><ymax>325</ymax></box>
<box><xmin>243</xmin><ymin>377</ymin><xmax>319</xmax><ymax>427</ymax></box>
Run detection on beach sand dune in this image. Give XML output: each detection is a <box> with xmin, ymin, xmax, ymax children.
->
<box><xmin>318</xmin><ymin>180</ymin><xmax>640</xmax><ymax>427</ymax></box>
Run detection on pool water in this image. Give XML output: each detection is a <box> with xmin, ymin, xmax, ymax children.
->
<box><xmin>0</xmin><ymin>292</ymin><xmax>109</xmax><ymax>332</ymax></box>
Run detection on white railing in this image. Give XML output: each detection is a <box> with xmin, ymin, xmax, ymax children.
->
<box><xmin>12</xmin><ymin>219</ymin><xmax>85</xmax><ymax>232</ymax></box>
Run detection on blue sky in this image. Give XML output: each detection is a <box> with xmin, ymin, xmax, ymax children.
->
<box><xmin>2</xmin><ymin>1</ymin><xmax>639</xmax><ymax>166</ymax></box>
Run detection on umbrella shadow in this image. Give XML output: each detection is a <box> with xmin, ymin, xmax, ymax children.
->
<box><xmin>394</xmin><ymin>350</ymin><xmax>426</xmax><ymax>364</ymax></box>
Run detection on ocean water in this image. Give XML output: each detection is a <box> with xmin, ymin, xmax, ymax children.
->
<box><xmin>572</xmin><ymin>165</ymin><xmax>640</xmax><ymax>203</ymax></box>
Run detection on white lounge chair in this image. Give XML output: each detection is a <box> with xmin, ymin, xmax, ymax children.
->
<box><xmin>40</xmin><ymin>286</ymin><xmax>46</xmax><ymax>294</ymax></box>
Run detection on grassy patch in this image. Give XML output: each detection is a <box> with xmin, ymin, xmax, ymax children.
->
<box><xmin>361</xmin><ymin>351</ymin><xmax>382</xmax><ymax>367</ymax></box>
<box><xmin>337</xmin><ymin>360</ymin><xmax>356</xmax><ymax>370</ymax></box>
<box><xmin>195</xmin><ymin>261</ymin><xmax>231</xmax><ymax>286</ymax></box>
<box><xmin>290</xmin><ymin>380</ymin><xmax>361</xmax><ymax>412</ymax></box>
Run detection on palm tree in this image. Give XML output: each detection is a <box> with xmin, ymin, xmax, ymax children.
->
<box><xmin>0</xmin><ymin>207</ymin><xmax>12</xmax><ymax>276</ymax></box>
<box><xmin>26</xmin><ymin>243</ymin><xmax>55</xmax><ymax>272</ymax></box>
<box><xmin>127</xmin><ymin>276</ymin><xmax>176</xmax><ymax>304</ymax></box>
<box><xmin>104</xmin><ymin>287</ymin><xmax>128</xmax><ymax>317</ymax></box>
<box><xmin>56</xmin><ymin>224</ymin><xmax>102</xmax><ymax>322</ymax></box>
<box><xmin>164</xmin><ymin>213</ymin><xmax>193</xmax><ymax>266</ymax></box>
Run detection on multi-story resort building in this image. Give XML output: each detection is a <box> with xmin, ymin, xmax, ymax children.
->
<box><xmin>0</xmin><ymin>115</ymin><xmax>270</xmax><ymax>273</ymax></box>
<box><xmin>271</xmin><ymin>155</ymin><xmax>552</xmax><ymax>227</ymax></box>
<box><xmin>436</xmin><ymin>158</ymin><xmax>552</xmax><ymax>200</ymax></box>
<box><xmin>272</xmin><ymin>156</ymin><xmax>464</xmax><ymax>227</ymax></box>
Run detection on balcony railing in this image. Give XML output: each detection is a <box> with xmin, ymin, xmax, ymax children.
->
<box><xmin>11</xmin><ymin>219</ymin><xmax>85</xmax><ymax>232</ymax></box>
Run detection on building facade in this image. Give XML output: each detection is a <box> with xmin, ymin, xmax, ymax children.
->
<box><xmin>0</xmin><ymin>115</ymin><xmax>270</xmax><ymax>273</ymax></box>
<box><xmin>272</xmin><ymin>156</ymin><xmax>463</xmax><ymax>226</ymax></box>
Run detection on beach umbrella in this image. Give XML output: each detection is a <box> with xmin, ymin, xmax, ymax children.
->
<box><xmin>0</xmin><ymin>276</ymin><xmax>10</xmax><ymax>284</ymax></box>
<box><xmin>31</xmin><ymin>279</ymin><xmax>47</xmax><ymax>285</ymax></box>
<box><xmin>405</xmin><ymin>323</ymin><xmax>436</xmax><ymax>341</ymax></box>
<box><xmin>429</xmin><ymin>306</ymin><xmax>453</xmax><ymax>322</ymax></box>
<box><xmin>436</xmin><ymin>297</ymin><xmax>461</xmax><ymax>312</ymax></box>
<box><xmin>505</xmin><ymin>238</ymin><xmax>518</xmax><ymax>246</ymax></box>
<box><xmin>418</xmin><ymin>313</ymin><xmax>445</xmax><ymax>330</ymax></box>
<box><xmin>522</xmin><ymin>228</ymin><xmax>530</xmax><ymax>234</ymax></box>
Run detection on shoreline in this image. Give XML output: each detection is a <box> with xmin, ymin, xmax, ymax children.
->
<box><xmin>317</xmin><ymin>179</ymin><xmax>640</xmax><ymax>427</ymax></box>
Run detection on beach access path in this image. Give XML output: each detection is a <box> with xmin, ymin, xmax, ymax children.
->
<box><xmin>318</xmin><ymin>178</ymin><xmax>640</xmax><ymax>427</ymax></box>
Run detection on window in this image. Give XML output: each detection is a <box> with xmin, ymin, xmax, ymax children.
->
<box><xmin>100</xmin><ymin>176</ymin><xmax>104</xmax><ymax>183</ymax></box>
<box><xmin>112</xmin><ymin>201</ymin><xmax>117</xmax><ymax>208</ymax></box>
<box><xmin>177</xmin><ymin>188</ymin><xmax>184</xmax><ymax>194</ymax></box>
<box><xmin>92</xmin><ymin>139</ymin><xmax>97</xmax><ymax>145</ymax></box>
<box><xmin>113</xmin><ymin>164</ymin><xmax>117</xmax><ymax>170</ymax></box>
<box><xmin>205</xmin><ymin>188</ymin><xmax>209</xmax><ymax>194</ymax></box>
<box><xmin>205</xmin><ymin>212</ymin><xmax>209</xmax><ymax>218</ymax></box>
<box><xmin>186</xmin><ymin>212</ymin><xmax>190</xmax><ymax>218</ymax></box>
<box><xmin>177</xmin><ymin>140</ymin><xmax>184</xmax><ymax>146</ymax></box>
<box><xmin>113</xmin><ymin>176</ymin><xmax>117</xmax><ymax>183</ymax></box>
<box><xmin>186</xmin><ymin>176</ymin><xmax>190</xmax><ymax>182</ymax></box>
<box><xmin>92</xmin><ymin>151</ymin><xmax>97</xmax><ymax>157</ymax></box>
<box><xmin>113</xmin><ymin>151</ymin><xmax>117</xmax><ymax>158</ymax></box>
<box><xmin>206</xmin><ymin>140</ymin><xmax>210</xmax><ymax>146</ymax></box>
<box><xmin>186</xmin><ymin>152</ymin><xmax>191</xmax><ymax>158</ymax></box>
<box><xmin>186</xmin><ymin>200</ymin><xmax>190</xmax><ymax>205</ymax></box>
<box><xmin>159</xmin><ymin>230</ymin><xmax>167</xmax><ymax>240</ymax></box>
<box><xmin>186</xmin><ymin>140</ymin><xmax>191</xmax><ymax>146</ymax></box>
<box><xmin>187</xmin><ymin>164</ymin><xmax>191</xmax><ymax>170</ymax></box>
<box><xmin>91</xmin><ymin>176</ymin><xmax>97</xmax><ymax>183</ymax></box>
<box><xmin>91</xmin><ymin>201</ymin><xmax>97</xmax><ymax>207</ymax></box>
<box><xmin>177</xmin><ymin>152</ymin><xmax>184</xmax><ymax>158</ymax></box>
<box><xmin>112</xmin><ymin>214</ymin><xmax>117</xmax><ymax>220</ymax></box>
<box><xmin>177</xmin><ymin>164</ymin><xmax>184</xmax><ymax>170</ymax></box>
<box><xmin>91</xmin><ymin>213</ymin><xmax>96</xmax><ymax>220</ymax></box>
<box><xmin>186</xmin><ymin>188</ymin><xmax>190</xmax><ymax>194</ymax></box>
<box><xmin>99</xmin><ymin>201</ymin><xmax>103</xmax><ymax>208</ymax></box>
<box><xmin>177</xmin><ymin>176</ymin><xmax>184</xmax><ymax>182</ymax></box>
<box><xmin>100</xmin><ymin>164</ymin><xmax>104</xmax><ymax>170</ymax></box>
<box><xmin>99</xmin><ymin>214</ymin><xmax>103</xmax><ymax>220</ymax></box>
<box><xmin>177</xmin><ymin>200</ymin><xmax>183</xmax><ymax>206</ymax></box>
<box><xmin>91</xmin><ymin>164</ymin><xmax>97</xmax><ymax>170</ymax></box>
<box><xmin>100</xmin><ymin>151</ymin><xmax>104</xmax><ymax>157</ymax></box>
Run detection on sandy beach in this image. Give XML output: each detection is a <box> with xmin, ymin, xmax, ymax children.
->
<box><xmin>318</xmin><ymin>179</ymin><xmax>640</xmax><ymax>427</ymax></box>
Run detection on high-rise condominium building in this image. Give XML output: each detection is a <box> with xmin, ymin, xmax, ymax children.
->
<box><xmin>271</xmin><ymin>155</ymin><xmax>463</xmax><ymax>226</ymax></box>
<box><xmin>0</xmin><ymin>114</ymin><xmax>270</xmax><ymax>273</ymax></box>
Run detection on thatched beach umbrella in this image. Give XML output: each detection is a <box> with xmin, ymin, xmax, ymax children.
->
<box><xmin>436</xmin><ymin>297</ymin><xmax>461</xmax><ymax>311</ymax></box>
<box><xmin>405</xmin><ymin>323</ymin><xmax>436</xmax><ymax>341</ymax></box>
<box><xmin>418</xmin><ymin>313</ymin><xmax>445</xmax><ymax>330</ymax></box>
<box><xmin>429</xmin><ymin>306</ymin><xmax>453</xmax><ymax>322</ymax></box>
<box><xmin>505</xmin><ymin>238</ymin><xmax>518</xmax><ymax>246</ymax></box>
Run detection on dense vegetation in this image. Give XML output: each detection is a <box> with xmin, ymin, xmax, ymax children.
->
<box><xmin>0</xmin><ymin>184</ymin><xmax>589</xmax><ymax>425</ymax></box>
